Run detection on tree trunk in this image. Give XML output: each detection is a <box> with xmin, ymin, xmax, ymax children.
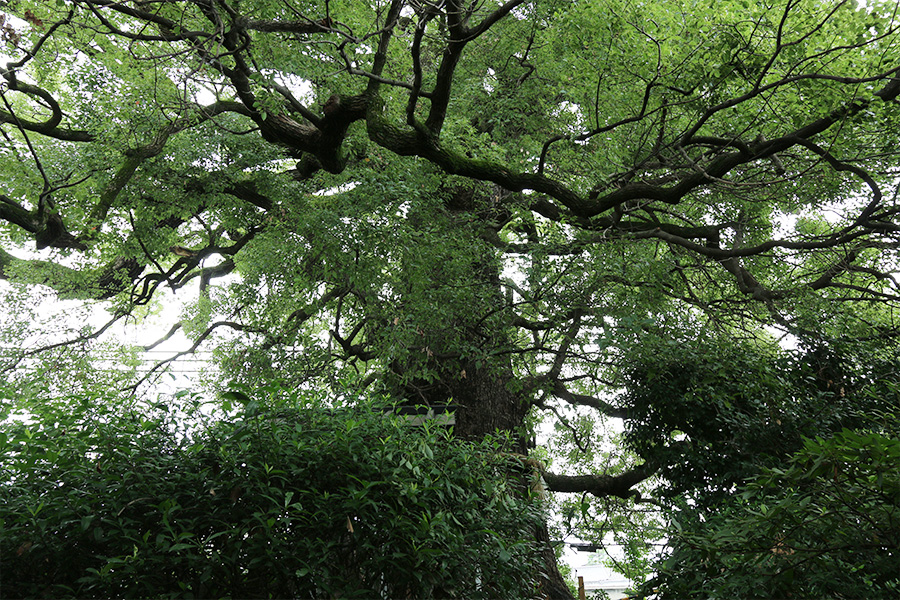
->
<box><xmin>388</xmin><ymin>193</ymin><xmax>574</xmax><ymax>599</ymax></box>
<box><xmin>454</xmin><ymin>364</ymin><xmax>574</xmax><ymax>599</ymax></box>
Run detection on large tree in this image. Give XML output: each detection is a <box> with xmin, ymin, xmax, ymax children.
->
<box><xmin>2</xmin><ymin>0</ymin><xmax>900</xmax><ymax>595</ymax></box>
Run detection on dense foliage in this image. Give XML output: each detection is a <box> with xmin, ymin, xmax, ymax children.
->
<box><xmin>1</xmin><ymin>0</ymin><xmax>900</xmax><ymax>595</ymax></box>
<box><xmin>0</xmin><ymin>391</ymin><xmax>545</xmax><ymax>598</ymax></box>
<box><xmin>623</xmin><ymin>340</ymin><xmax>898</xmax><ymax>500</ymax></box>
<box><xmin>650</xmin><ymin>425</ymin><xmax>900</xmax><ymax>599</ymax></box>
<box><xmin>620</xmin><ymin>341</ymin><xmax>900</xmax><ymax>598</ymax></box>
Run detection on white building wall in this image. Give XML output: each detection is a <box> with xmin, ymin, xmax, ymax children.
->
<box><xmin>573</xmin><ymin>563</ymin><xmax>633</xmax><ymax>600</ymax></box>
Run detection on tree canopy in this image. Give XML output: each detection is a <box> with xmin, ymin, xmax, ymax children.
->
<box><xmin>1</xmin><ymin>0</ymin><xmax>900</xmax><ymax>596</ymax></box>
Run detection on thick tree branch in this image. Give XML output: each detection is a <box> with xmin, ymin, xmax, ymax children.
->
<box><xmin>466</xmin><ymin>0</ymin><xmax>529</xmax><ymax>39</ymax></box>
<box><xmin>0</xmin><ymin>195</ymin><xmax>83</xmax><ymax>250</ymax></box>
<box><xmin>0</xmin><ymin>247</ymin><xmax>142</xmax><ymax>299</ymax></box>
<box><xmin>552</xmin><ymin>381</ymin><xmax>629</xmax><ymax>420</ymax></box>
<box><xmin>545</xmin><ymin>309</ymin><xmax>583</xmax><ymax>382</ymax></box>
<box><xmin>543</xmin><ymin>465</ymin><xmax>657</xmax><ymax>500</ymax></box>
<box><xmin>0</xmin><ymin>77</ymin><xmax>92</xmax><ymax>142</ymax></box>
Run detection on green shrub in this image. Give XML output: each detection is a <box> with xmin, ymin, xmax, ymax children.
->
<box><xmin>0</xmin><ymin>393</ymin><xmax>544</xmax><ymax>599</ymax></box>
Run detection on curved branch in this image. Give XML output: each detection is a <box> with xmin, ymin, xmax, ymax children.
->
<box><xmin>142</xmin><ymin>323</ymin><xmax>183</xmax><ymax>352</ymax></box>
<box><xmin>80</xmin><ymin>0</ymin><xmax>214</xmax><ymax>43</ymax></box>
<box><xmin>90</xmin><ymin>100</ymin><xmax>254</xmax><ymax>224</ymax></box>
<box><xmin>0</xmin><ymin>74</ymin><xmax>92</xmax><ymax>142</ymax></box>
<box><xmin>467</xmin><ymin>0</ymin><xmax>529</xmax><ymax>40</ymax></box>
<box><xmin>0</xmin><ymin>312</ymin><xmax>125</xmax><ymax>375</ymax></box>
<box><xmin>261</xmin><ymin>286</ymin><xmax>348</xmax><ymax>351</ymax></box>
<box><xmin>543</xmin><ymin>464</ymin><xmax>657</xmax><ymax>500</ymax></box>
<box><xmin>546</xmin><ymin>309</ymin><xmax>583</xmax><ymax>382</ymax></box>
<box><xmin>125</xmin><ymin>320</ymin><xmax>253</xmax><ymax>392</ymax></box>
<box><xmin>552</xmin><ymin>381</ymin><xmax>629</xmax><ymax>420</ymax></box>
